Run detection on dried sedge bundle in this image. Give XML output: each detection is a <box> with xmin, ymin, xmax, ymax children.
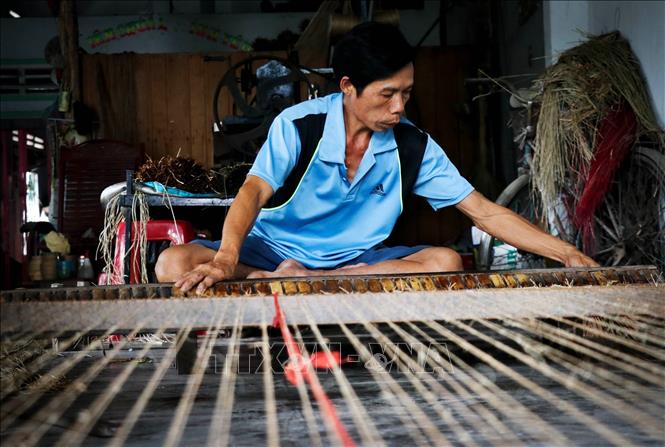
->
<box><xmin>532</xmin><ymin>32</ymin><xmax>665</xmax><ymax>219</ymax></box>
<box><xmin>131</xmin><ymin>190</ymin><xmax>150</xmax><ymax>284</ymax></box>
<box><xmin>97</xmin><ymin>189</ymin><xmax>149</xmax><ymax>284</ymax></box>
<box><xmin>135</xmin><ymin>155</ymin><xmax>219</xmax><ymax>194</ymax></box>
<box><xmin>1</xmin><ymin>339</ymin><xmax>66</xmax><ymax>395</ymax></box>
<box><xmin>135</xmin><ymin>155</ymin><xmax>252</xmax><ymax>196</ymax></box>
<box><xmin>97</xmin><ymin>193</ymin><xmax>123</xmax><ymax>285</ymax></box>
<box><xmin>212</xmin><ymin>162</ymin><xmax>253</xmax><ymax>196</ymax></box>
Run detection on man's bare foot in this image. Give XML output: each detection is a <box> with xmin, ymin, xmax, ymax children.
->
<box><xmin>246</xmin><ymin>259</ymin><xmax>319</xmax><ymax>279</ymax></box>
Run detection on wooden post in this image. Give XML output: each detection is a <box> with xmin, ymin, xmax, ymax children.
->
<box><xmin>1</xmin><ymin>131</ymin><xmax>12</xmax><ymax>289</ymax></box>
<box><xmin>58</xmin><ymin>0</ymin><xmax>80</xmax><ymax>110</ymax></box>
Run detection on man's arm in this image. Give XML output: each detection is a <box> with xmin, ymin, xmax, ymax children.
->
<box><xmin>455</xmin><ymin>191</ymin><xmax>598</xmax><ymax>267</ymax></box>
<box><xmin>175</xmin><ymin>175</ymin><xmax>274</xmax><ymax>293</ymax></box>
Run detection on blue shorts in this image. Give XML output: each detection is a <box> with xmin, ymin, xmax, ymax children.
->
<box><xmin>191</xmin><ymin>235</ymin><xmax>430</xmax><ymax>271</ymax></box>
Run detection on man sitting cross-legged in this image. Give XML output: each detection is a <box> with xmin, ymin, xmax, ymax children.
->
<box><xmin>155</xmin><ymin>22</ymin><xmax>596</xmax><ymax>294</ymax></box>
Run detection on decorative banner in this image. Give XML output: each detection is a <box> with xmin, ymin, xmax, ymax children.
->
<box><xmin>86</xmin><ymin>16</ymin><xmax>168</xmax><ymax>49</ymax></box>
<box><xmin>189</xmin><ymin>21</ymin><xmax>253</xmax><ymax>51</ymax></box>
<box><xmin>189</xmin><ymin>21</ymin><xmax>219</xmax><ymax>42</ymax></box>
<box><xmin>84</xmin><ymin>16</ymin><xmax>254</xmax><ymax>52</ymax></box>
<box><xmin>223</xmin><ymin>32</ymin><xmax>253</xmax><ymax>52</ymax></box>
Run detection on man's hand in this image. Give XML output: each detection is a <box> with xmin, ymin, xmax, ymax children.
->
<box><xmin>174</xmin><ymin>175</ymin><xmax>274</xmax><ymax>294</ymax></box>
<box><xmin>174</xmin><ymin>253</ymin><xmax>237</xmax><ymax>294</ymax></box>
<box><xmin>561</xmin><ymin>247</ymin><xmax>600</xmax><ymax>268</ymax></box>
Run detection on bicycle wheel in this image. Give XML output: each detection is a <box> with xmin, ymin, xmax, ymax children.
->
<box><xmin>592</xmin><ymin>146</ymin><xmax>665</xmax><ymax>270</ymax></box>
<box><xmin>477</xmin><ymin>174</ymin><xmax>551</xmax><ymax>270</ymax></box>
<box><xmin>478</xmin><ymin>146</ymin><xmax>665</xmax><ymax>271</ymax></box>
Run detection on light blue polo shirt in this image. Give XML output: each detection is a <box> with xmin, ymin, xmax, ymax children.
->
<box><xmin>246</xmin><ymin>93</ymin><xmax>474</xmax><ymax>269</ymax></box>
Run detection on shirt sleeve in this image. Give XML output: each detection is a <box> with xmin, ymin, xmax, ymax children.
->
<box><xmin>412</xmin><ymin>134</ymin><xmax>475</xmax><ymax>210</ymax></box>
<box><xmin>247</xmin><ymin>115</ymin><xmax>301</xmax><ymax>192</ymax></box>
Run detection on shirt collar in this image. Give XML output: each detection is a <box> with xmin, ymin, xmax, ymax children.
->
<box><xmin>318</xmin><ymin>93</ymin><xmax>398</xmax><ymax>164</ymax></box>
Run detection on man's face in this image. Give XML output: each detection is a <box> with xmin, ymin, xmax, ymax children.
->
<box><xmin>342</xmin><ymin>63</ymin><xmax>414</xmax><ymax>132</ymax></box>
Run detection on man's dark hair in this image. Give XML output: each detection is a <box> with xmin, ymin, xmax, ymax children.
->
<box><xmin>332</xmin><ymin>22</ymin><xmax>414</xmax><ymax>95</ymax></box>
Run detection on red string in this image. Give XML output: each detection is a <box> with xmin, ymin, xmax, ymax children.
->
<box><xmin>272</xmin><ymin>292</ymin><xmax>357</xmax><ymax>447</ymax></box>
<box><xmin>573</xmin><ymin>102</ymin><xmax>637</xmax><ymax>253</ymax></box>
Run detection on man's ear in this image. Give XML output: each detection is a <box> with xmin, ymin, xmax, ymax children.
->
<box><xmin>339</xmin><ymin>76</ymin><xmax>356</xmax><ymax>97</ymax></box>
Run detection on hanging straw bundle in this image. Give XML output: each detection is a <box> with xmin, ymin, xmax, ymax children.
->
<box><xmin>532</xmin><ymin>31</ymin><xmax>664</xmax><ymax>248</ymax></box>
<box><xmin>97</xmin><ymin>190</ymin><xmax>149</xmax><ymax>284</ymax></box>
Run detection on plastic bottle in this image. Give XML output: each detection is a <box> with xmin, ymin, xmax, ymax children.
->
<box><xmin>78</xmin><ymin>252</ymin><xmax>94</xmax><ymax>280</ymax></box>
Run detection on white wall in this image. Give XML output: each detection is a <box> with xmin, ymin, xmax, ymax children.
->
<box><xmin>0</xmin><ymin>13</ymin><xmax>311</xmax><ymax>58</ymax></box>
<box><xmin>543</xmin><ymin>0</ymin><xmax>590</xmax><ymax>63</ymax></box>
<box><xmin>0</xmin><ymin>3</ymin><xmax>443</xmax><ymax>61</ymax></box>
<box><xmin>543</xmin><ymin>0</ymin><xmax>665</xmax><ymax>126</ymax></box>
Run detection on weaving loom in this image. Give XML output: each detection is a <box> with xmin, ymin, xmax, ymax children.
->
<box><xmin>1</xmin><ymin>266</ymin><xmax>664</xmax><ymax>446</ymax></box>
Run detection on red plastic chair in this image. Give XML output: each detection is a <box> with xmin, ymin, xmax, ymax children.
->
<box><xmin>108</xmin><ymin>220</ymin><xmax>195</xmax><ymax>284</ymax></box>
